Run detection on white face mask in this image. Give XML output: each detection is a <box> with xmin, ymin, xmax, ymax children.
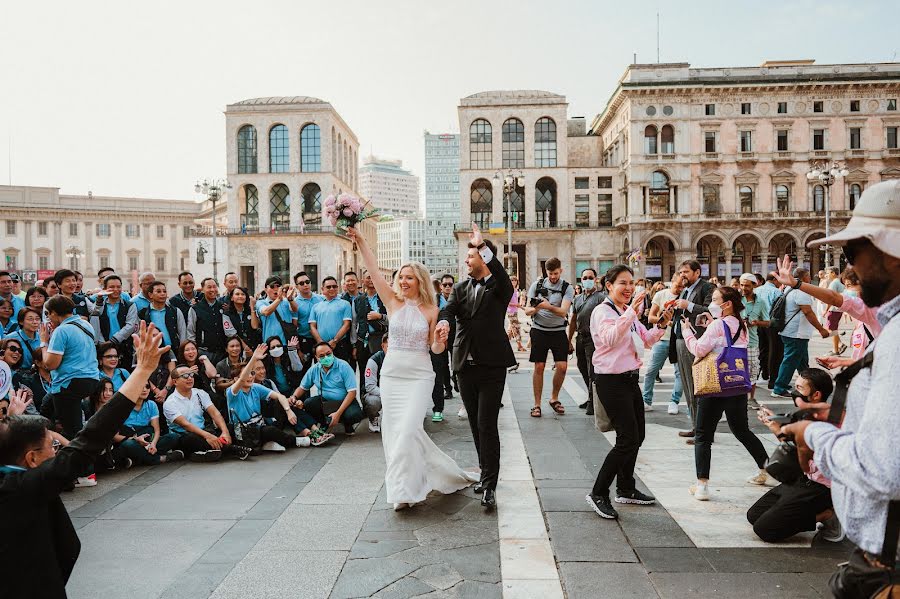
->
<box><xmin>708</xmin><ymin>302</ymin><xmax>723</xmax><ymax>319</ymax></box>
<box><xmin>634</xmin><ymin>285</ymin><xmax>645</xmax><ymax>295</ymax></box>
<box><xmin>269</xmin><ymin>346</ymin><xmax>284</xmax><ymax>358</ymax></box>
<box><xmin>582</xmin><ymin>279</ymin><xmax>595</xmax><ymax>291</ymax></box>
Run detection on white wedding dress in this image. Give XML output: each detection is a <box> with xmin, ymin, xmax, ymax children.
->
<box><xmin>380</xmin><ymin>301</ymin><xmax>478</xmax><ymax>505</ymax></box>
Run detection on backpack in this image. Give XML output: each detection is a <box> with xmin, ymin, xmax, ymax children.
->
<box><xmin>769</xmin><ymin>289</ymin><xmax>801</xmax><ymax>334</ymax></box>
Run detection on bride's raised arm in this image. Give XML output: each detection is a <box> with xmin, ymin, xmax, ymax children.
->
<box><xmin>347</xmin><ymin>226</ymin><xmax>400</xmax><ymax>313</ymax></box>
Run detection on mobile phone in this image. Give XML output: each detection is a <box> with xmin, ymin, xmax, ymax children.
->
<box><xmin>814</xmin><ymin>356</ymin><xmax>828</xmax><ymax>367</ymax></box>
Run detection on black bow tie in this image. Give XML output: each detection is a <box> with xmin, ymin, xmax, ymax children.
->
<box><xmin>472</xmin><ymin>278</ymin><xmax>486</xmax><ymax>286</ymax></box>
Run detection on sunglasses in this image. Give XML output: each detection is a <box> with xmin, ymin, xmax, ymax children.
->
<box><xmin>176</xmin><ymin>373</ymin><xmax>194</xmax><ymax>380</ymax></box>
<box><xmin>6</xmin><ymin>346</ymin><xmax>22</xmax><ymax>354</ymax></box>
<box><xmin>324</xmin><ymin>284</ymin><xmax>338</xmax><ymax>289</ymax></box>
<box><xmin>268</xmin><ymin>283</ymin><xmax>281</xmax><ymax>289</ymax></box>
<box><xmin>296</xmin><ymin>280</ymin><xmax>311</xmax><ymax>285</ymax></box>
<box><xmin>103</xmin><ymin>354</ymin><xmax>119</xmax><ymax>359</ymax></box>
<box><xmin>441</xmin><ymin>282</ymin><xmax>453</xmax><ymax>287</ymax></box>
<box><xmin>582</xmin><ymin>277</ymin><xmax>596</xmax><ymax>281</ymax></box>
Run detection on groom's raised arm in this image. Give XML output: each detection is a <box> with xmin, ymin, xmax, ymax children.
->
<box><xmin>482</xmin><ymin>245</ymin><xmax>514</xmax><ymax>305</ymax></box>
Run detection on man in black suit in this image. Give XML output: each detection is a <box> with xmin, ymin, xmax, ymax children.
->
<box><xmin>668</xmin><ymin>260</ymin><xmax>715</xmax><ymax>441</ymax></box>
<box><xmin>438</xmin><ymin>224</ymin><xmax>515</xmax><ymax>509</ymax></box>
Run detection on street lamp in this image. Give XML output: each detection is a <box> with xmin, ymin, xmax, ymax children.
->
<box><xmin>65</xmin><ymin>245</ymin><xmax>83</xmax><ymax>272</ymax></box>
<box><xmin>492</xmin><ymin>169</ymin><xmax>525</xmax><ymax>275</ymax></box>
<box><xmin>194</xmin><ymin>178</ymin><xmax>232</xmax><ymax>280</ymax></box>
<box><xmin>806</xmin><ymin>161</ymin><xmax>849</xmax><ymax>268</ymax></box>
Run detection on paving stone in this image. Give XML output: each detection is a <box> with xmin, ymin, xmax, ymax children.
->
<box><xmin>365</xmin><ymin>504</ymin><xmax>447</xmax><ymax>531</ymax></box>
<box><xmin>650</xmin><ymin>572</ymin><xmax>828</xmax><ymax>598</ymax></box>
<box><xmin>350</xmin><ymin>539</ymin><xmax>420</xmax><ymax>559</ymax></box>
<box><xmin>159</xmin><ymin>562</ymin><xmax>235</xmax><ymax>599</ymax></box>
<box><xmin>616</xmin><ymin>507</ymin><xmax>695</xmax><ymax>548</ymax></box>
<box><xmin>534</xmin><ymin>478</ymin><xmax>594</xmax><ymax>488</ymax></box>
<box><xmin>357</xmin><ymin>530</ymin><xmax>419</xmax><ymax>542</ymax></box>
<box><xmin>425</xmin><ymin>492</ymin><xmax>476</xmax><ymax>515</ymax></box>
<box><xmin>699</xmin><ymin>547</ymin><xmax>848</xmax><ymax>573</ymax></box>
<box><xmin>415</xmin><ymin>519</ymin><xmax>499</xmax><ymax>550</ymax></box>
<box><xmin>395</xmin><ymin>545</ymin><xmax>446</xmax><ymax>568</ymax></box>
<box><xmin>441</xmin><ymin>543</ymin><xmax>501</xmax><ymax>583</ymax></box>
<box><xmin>537</xmin><ymin>486</ymin><xmax>593</xmax><ymax>512</ymax></box>
<box><xmin>330</xmin><ymin>556</ymin><xmax>419</xmax><ymax>598</ymax></box>
<box><xmin>198</xmin><ymin>519</ymin><xmax>275</xmax><ymax>564</ymax></box>
<box><xmin>210</xmin><ymin>550</ymin><xmax>347</xmax><ymax>599</ymax></box>
<box><xmin>412</xmin><ymin>563</ymin><xmax>463</xmax><ymax>590</ymax></box>
<box><xmin>254</xmin><ymin>503</ymin><xmax>368</xmax><ymax>551</ymax></box>
<box><xmin>635</xmin><ymin>547</ymin><xmax>715</xmax><ymax>573</ymax></box>
<box><xmin>374</xmin><ymin>576</ymin><xmax>436</xmax><ymax>599</ymax></box>
<box><xmin>443</xmin><ymin>580</ymin><xmax>502</xmax><ymax>599</ymax></box>
<box><xmin>559</xmin><ymin>562</ymin><xmax>659</xmax><ymax>599</ymax></box>
<box><xmin>243</xmin><ymin>481</ymin><xmax>306</xmax><ymax>520</ymax></box>
<box><xmin>546</xmin><ymin>512</ymin><xmax>637</xmax><ymax>562</ymax></box>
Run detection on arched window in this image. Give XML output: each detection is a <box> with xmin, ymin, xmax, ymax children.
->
<box><xmin>240</xmin><ymin>184</ymin><xmax>259</xmax><ymax>229</ymax></box>
<box><xmin>270</xmin><ymin>184</ymin><xmax>290</xmax><ymax>230</ymax></box>
<box><xmin>660</xmin><ymin>125</ymin><xmax>674</xmax><ymax>154</ymax></box>
<box><xmin>337</xmin><ymin>134</ymin><xmax>343</xmax><ymax>180</ymax></box>
<box><xmin>849</xmin><ymin>183</ymin><xmax>862</xmax><ymax>210</ymax></box>
<box><xmin>470</xmin><ymin>179</ymin><xmax>493</xmax><ymax>228</ymax></box>
<box><xmin>650</xmin><ymin>171</ymin><xmax>669</xmax><ymax>190</ymax></box>
<box><xmin>331</xmin><ymin>127</ymin><xmax>336</xmax><ymax>172</ymax></box>
<box><xmin>300</xmin><ymin>124</ymin><xmax>321</xmax><ymax>172</ymax></box>
<box><xmin>702</xmin><ymin>185</ymin><xmax>720</xmax><ymax>214</ymax></box>
<box><xmin>649</xmin><ymin>171</ymin><xmax>669</xmax><ymax>214</ymax></box>
<box><xmin>776</xmin><ymin>185</ymin><xmax>790</xmax><ymax>212</ymax></box>
<box><xmin>502</xmin><ymin>118</ymin><xmax>524</xmax><ymax>168</ymax></box>
<box><xmin>469</xmin><ymin>119</ymin><xmax>492</xmax><ymax>169</ymax></box>
<box><xmin>535</xmin><ymin>117</ymin><xmax>557</xmax><ymax>167</ymax></box>
<box><xmin>739</xmin><ymin>186</ymin><xmax>753</xmax><ymax>213</ymax></box>
<box><xmin>269</xmin><ymin>125</ymin><xmax>289</xmax><ymax>173</ymax></box>
<box><xmin>344</xmin><ymin>142</ymin><xmax>349</xmax><ymax>183</ymax></box>
<box><xmin>505</xmin><ymin>182</ymin><xmax>525</xmax><ymax>229</ymax></box>
<box><xmin>237</xmin><ymin>125</ymin><xmax>257</xmax><ymax>174</ymax></box>
<box><xmin>644</xmin><ymin>125</ymin><xmax>658</xmax><ymax>155</ymax></box>
<box><xmin>814</xmin><ymin>185</ymin><xmax>825</xmax><ymax>213</ymax></box>
<box><xmin>535</xmin><ymin>177</ymin><xmax>557</xmax><ymax>227</ymax></box>
<box><xmin>301</xmin><ymin>183</ymin><xmax>322</xmax><ymax>226</ymax></box>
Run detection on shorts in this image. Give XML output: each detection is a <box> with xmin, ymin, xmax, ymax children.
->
<box><xmin>826</xmin><ymin>311</ymin><xmax>843</xmax><ymax>331</ymax></box>
<box><xmin>529</xmin><ymin>328</ymin><xmax>569</xmax><ymax>363</ymax></box>
<box><xmin>747</xmin><ymin>346</ymin><xmax>760</xmax><ymax>382</ymax></box>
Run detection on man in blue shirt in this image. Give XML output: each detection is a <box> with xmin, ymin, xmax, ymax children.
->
<box><xmin>0</xmin><ymin>271</ymin><xmax>26</xmax><ymax>323</ymax></box>
<box><xmin>138</xmin><ymin>282</ymin><xmax>186</xmax><ymax>366</ymax></box>
<box><xmin>39</xmin><ymin>295</ymin><xmax>100</xmax><ymax>439</ymax></box>
<box><xmin>131</xmin><ymin>272</ymin><xmax>156</xmax><ymax>314</ymax></box>
<box><xmin>290</xmin><ymin>342</ymin><xmax>362</xmax><ymax>435</ymax></box>
<box><xmin>256</xmin><ymin>276</ymin><xmax>298</xmax><ymax>347</ymax></box>
<box><xmin>309</xmin><ymin>276</ymin><xmax>353</xmax><ymax>364</ymax></box>
<box><xmin>292</xmin><ymin>271</ymin><xmax>324</xmax><ymax>370</ymax></box>
<box><xmin>89</xmin><ymin>274</ymin><xmax>138</xmax><ymax>359</ymax></box>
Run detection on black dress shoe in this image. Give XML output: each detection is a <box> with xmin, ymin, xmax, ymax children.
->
<box><xmin>578</xmin><ymin>400</ymin><xmax>590</xmax><ymax>410</ymax></box>
<box><xmin>586</xmin><ymin>405</ymin><xmax>594</xmax><ymax>416</ymax></box>
<box><xmin>481</xmin><ymin>488</ymin><xmax>496</xmax><ymax>509</ymax></box>
<box><xmin>473</xmin><ymin>481</ymin><xmax>486</xmax><ymax>494</ymax></box>
<box><xmin>444</xmin><ymin>389</ymin><xmax>453</xmax><ymax>400</ymax></box>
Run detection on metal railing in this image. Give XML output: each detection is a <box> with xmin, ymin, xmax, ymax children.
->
<box><xmin>454</xmin><ymin>220</ymin><xmax>615</xmax><ymax>232</ymax></box>
<box><xmin>614</xmin><ymin>209</ymin><xmax>853</xmax><ymax>226</ymax></box>
<box><xmin>225</xmin><ymin>224</ymin><xmax>348</xmax><ymax>236</ymax></box>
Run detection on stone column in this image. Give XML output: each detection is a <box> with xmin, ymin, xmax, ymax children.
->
<box><xmin>290</xmin><ymin>183</ymin><xmax>302</xmax><ymax>228</ymax></box>
<box><xmin>53</xmin><ymin>222</ymin><xmax>62</xmax><ymax>268</ymax></box>
<box><xmin>491</xmin><ymin>178</ymin><xmax>503</xmax><ymax>226</ymax></box>
<box><xmin>114</xmin><ymin>223</ymin><xmax>123</xmax><ymax>271</ymax></box>
<box><xmin>724</xmin><ymin>249</ymin><xmax>733</xmax><ymax>281</ymax></box>
<box><xmin>170</xmin><ymin>224</ymin><xmax>178</xmax><ymax>276</ymax></box>
<box><xmin>760</xmin><ymin>252</ymin><xmax>770</xmax><ymax>275</ymax></box>
<box><xmin>524</xmin><ymin>182</ymin><xmax>535</xmax><ymax>226</ymax></box>
<box><xmin>143</xmin><ymin>224</ymin><xmax>151</xmax><ymax>272</ymax></box>
<box><xmin>23</xmin><ymin>221</ymin><xmax>32</xmax><ymax>268</ymax></box>
<box><xmin>84</xmin><ymin>221</ymin><xmax>93</xmax><ymax>274</ymax></box>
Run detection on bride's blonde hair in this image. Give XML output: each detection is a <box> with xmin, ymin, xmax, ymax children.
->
<box><xmin>393</xmin><ymin>262</ymin><xmax>436</xmax><ymax>308</ymax></box>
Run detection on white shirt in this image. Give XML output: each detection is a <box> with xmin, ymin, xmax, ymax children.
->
<box><xmin>163</xmin><ymin>388</ymin><xmax>213</xmax><ymax>432</ymax></box>
<box><xmin>0</xmin><ymin>361</ymin><xmax>11</xmax><ymax>401</ymax></box>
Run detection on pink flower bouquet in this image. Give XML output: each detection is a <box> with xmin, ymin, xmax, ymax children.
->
<box><xmin>325</xmin><ymin>193</ymin><xmax>378</xmax><ymax>231</ymax></box>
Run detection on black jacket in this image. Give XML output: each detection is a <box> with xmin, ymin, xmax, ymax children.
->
<box><xmin>0</xmin><ymin>392</ymin><xmax>136</xmax><ymax>598</ymax></box>
<box><xmin>344</xmin><ymin>292</ymin><xmax>386</xmax><ymax>344</ymax></box>
<box><xmin>669</xmin><ymin>279</ymin><xmax>715</xmax><ymax>359</ymax></box>
<box><xmin>169</xmin><ymin>291</ymin><xmax>200</xmax><ymax>320</ymax></box>
<box><xmin>439</xmin><ymin>253</ymin><xmax>516</xmax><ymax>372</ymax></box>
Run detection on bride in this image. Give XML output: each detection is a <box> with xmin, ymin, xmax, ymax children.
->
<box><xmin>349</xmin><ymin>226</ymin><xmax>478</xmax><ymax>510</ymax></box>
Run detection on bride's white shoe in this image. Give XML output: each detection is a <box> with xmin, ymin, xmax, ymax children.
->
<box><xmin>393</xmin><ymin>502</ymin><xmax>410</xmax><ymax>511</ymax></box>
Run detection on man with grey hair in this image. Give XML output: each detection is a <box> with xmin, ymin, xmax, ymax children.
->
<box><xmin>771</xmin><ymin>267</ymin><xmax>829</xmax><ymax>397</ymax></box>
<box><xmin>132</xmin><ymin>272</ymin><xmax>156</xmax><ymax>313</ymax></box>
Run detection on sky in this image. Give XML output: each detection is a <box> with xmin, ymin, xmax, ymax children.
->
<box><xmin>1</xmin><ymin>0</ymin><xmax>897</xmax><ymax>204</ymax></box>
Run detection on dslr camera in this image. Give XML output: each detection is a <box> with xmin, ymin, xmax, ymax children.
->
<box><xmin>529</xmin><ymin>281</ymin><xmax>550</xmax><ymax>308</ymax></box>
<box><xmin>764</xmin><ymin>406</ymin><xmax>819</xmax><ymax>484</ymax></box>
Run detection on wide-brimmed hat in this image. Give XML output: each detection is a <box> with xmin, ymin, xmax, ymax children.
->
<box><xmin>807</xmin><ymin>179</ymin><xmax>900</xmax><ymax>259</ymax></box>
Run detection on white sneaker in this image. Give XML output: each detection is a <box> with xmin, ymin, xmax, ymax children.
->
<box><xmin>689</xmin><ymin>482</ymin><xmax>709</xmax><ymax>501</ymax></box>
<box><xmin>818</xmin><ymin>515</ymin><xmax>846</xmax><ymax>543</ymax></box>
<box><xmin>393</xmin><ymin>502</ymin><xmax>409</xmax><ymax>511</ymax></box>
<box><xmin>75</xmin><ymin>474</ymin><xmax>98</xmax><ymax>488</ymax></box>
<box><xmin>262</xmin><ymin>441</ymin><xmax>286</xmax><ymax>452</ymax></box>
<box><xmin>458</xmin><ymin>406</ymin><xmax>468</xmax><ymax>419</ymax></box>
<box><xmin>746</xmin><ymin>471</ymin><xmax>770</xmax><ymax>486</ymax></box>
<box><xmin>295</xmin><ymin>436</ymin><xmax>311</xmax><ymax>448</ymax></box>
<box><xmin>667</xmin><ymin>403</ymin><xmax>679</xmax><ymax>415</ymax></box>
<box><xmin>369</xmin><ymin>416</ymin><xmax>381</xmax><ymax>433</ymax></box>
<box><xmin>643</xmin><ymin>403</ymin><xmax>654</xmax><ymax>412</ymax></box>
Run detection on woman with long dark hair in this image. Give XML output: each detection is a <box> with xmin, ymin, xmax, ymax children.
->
<box><xmin>681</xmin><ymin>285</ymin><xmax>769</xmax><ymax>501</ymax></box>
<box><xmin>223</xmin><ymin>286</ymin><xmax>261</xmax><ymax>349</ymax></box>
<box><xmin>0</xmin><ymin>298</ymin><xmax>16</xmax><ymax>335</ymax></box>
<box><xmin>171</xmin><ymin>340</ymin><xmax>218</xmax><ymax>403</ymax></box>
<box><xmin>97</xmin><ymin>341</ymin><xmax>130</xmax><ymax>392</ymax></box>
<box><xmin>585</xmin><ymin>265</ymin><xmax>673</xmax><ymax>520</ymax></box>
<box><xmin>261</xmin><ymin>335</ymin><xmax>303</xmax><ymax>396</ymax></box>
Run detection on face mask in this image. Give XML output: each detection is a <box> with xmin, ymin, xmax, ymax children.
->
<box><xmin>269</xmin><ymin>346</ymin><xmax>284</xmax><ymax>358</ymax></box>
<box><xmin>320</xmin><ymin>354</ymin><xmax>335</xmax><ymax>368</ymax></box>
<box><xmin>708</xmin><ymin>302</ymin><xmax>723</xmax><ymax>319</ymax></box>
<box><xmin>582</xmin><ymin>279</ymin><xmax>595</xmax><ymax>291</ymax></box>
<box><xmin>634</xmin><ymin>285</ymin><xmax>645</xmax><ymax>294</ymax></box>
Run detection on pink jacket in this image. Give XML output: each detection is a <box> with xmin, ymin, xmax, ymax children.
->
<box><xmin>683</xmin><ymin>315</ymin><xmax>748</xmax><ymax>358</ymax></box>
<box><xmin>841</xmin><ymin>295</ymin><xmax>881</xmax><ymax>360</ymax></box>
<box><xmin>590</xmin><ymin>301</ymin><xmax>665</xmax><ymax>375</ymax></box>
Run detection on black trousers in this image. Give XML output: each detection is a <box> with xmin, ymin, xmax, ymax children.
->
<box><xmin>575</xmin><ymin>333</ymin><xmax>595</xmax><ymax>403</ymax></box>
<box><xmin>758</xmin><ymin>328</ymin><xmax>770</xmax><ymax>380</ymax></box>
<box><xmin>592</xmin><ymin>372</ymin><xmax>644</xmax><ymax>496</ymax></box>
<box><xmin>457</xmin><ymin>364</ymin><xmax>505</xmax><ymax>491</ymax></box>
<box><xmin>694</xmin><ymin>394</ymin><xmax>769</xmax><ymax>479</ymax></box>
<box><xmin>303</xmin><ymin>395</ymin><xmax>364</xmax><ymax>429</ymax></box>
<box><xmin>333</xmin><ymin>338</ymin><xmax>353</xmax><ymax>365</ymax></box>
<box><xmin>41</xmin><ymin>378</ymin><xmax>100</xmax><ymax>439</ymax></box>
<box><xmin>355</xmin><ymin>341</ymin><xmax>371</xmax><ymax>400</ymax></box>
<box><xmin>227</xmin><ymin>423</ymin><xmax>296</xmax><ymax>449</ymax></box>
<box><xmin>767</xmin><ymin>331</ymin><xmax>784</xmax><ymax>390</ymax></box>
<box><xmin>747</xmin><ymin>477</ymin><xmax>833</xmax><ymax>542</ymax></box>
<box><xmin>431</xmin><ymin>350</ymin><xmax>451</xmax><ymax>412</ymax></box>
<box><xmin>172</xmin><ymin>431</ymin><xmax>246</xmax><ymax>457</ymax></box>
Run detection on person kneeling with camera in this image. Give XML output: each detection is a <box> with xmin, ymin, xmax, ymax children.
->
<box><xmin>750</xmin><ymin>368</ymin><xmax>844</xmax><ymax>543</ymax></box>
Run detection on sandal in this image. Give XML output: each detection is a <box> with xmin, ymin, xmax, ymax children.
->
<box><xmin>530</xmin><ymin>406</ymin><xmax>542</xmax><ymax>418</ymax></box>
<box><xmin>549</xmin><ymin>400</ymin><xmax>566</xmax><ymax>415</ymax></box>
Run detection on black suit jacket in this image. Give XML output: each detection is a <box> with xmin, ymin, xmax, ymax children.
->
<box><xmin>669</xmin><ymin>279</ymin><xmax>716</xmax><ymax>359</ymax></box>
<box><xmin>0</xmin><ymin>392</ymin><xmax>136</xmax><ymax>598</ymax></box>
<box><xmin>439</xmin><ymin>254</ymin><xmax>516</xmax><ymax>372</ymax></box>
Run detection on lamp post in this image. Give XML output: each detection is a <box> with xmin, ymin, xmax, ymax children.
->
<box><xmin>492</xmin><ymin>169</ymin><xmax>524</xmax><ymax>275</ymax></box>
<box><xmin>65</xmin><ymin>246</ymin><xmax>83</xmax><ymax>272</ymax></box>
<box><xmin>806</xmin><ymin>161</ymin><xmax>849</xmax><ymax>268</ymax></box>
<box><xmin>194</xmin><ymin>178</ymin><xmax>232</xmax><ymax>280</ymax></box>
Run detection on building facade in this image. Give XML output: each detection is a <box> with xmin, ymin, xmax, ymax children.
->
<box><xmin>376</xmin><ymin>218</ymin><xmax>427</xmax><ymax>273</ymax></box>
<box><xmin>423</xmin><ymin>132</ymin><xmax>460</xmax><ymax>277</ymax></box>
<box><xmin>456</xmin><ymin>91</ymin><xmax>623</xmax><ymax>286</ymax></box>
<box><xmin>358</xmin><ymin>156</ymin><xmax>420</xmax><ymax>218</ymax></box>
<box><xmin>0</xmin><ymin>185</ymin><xmax>198</xmax><ymax>288</ymax></box>
<box><xmin>591</xmin><ymin>60</ymin><xmax>900</xmax><ymax>280</ymax></box>
<box><xmin>223</xmin><ymin>96</ymin><xmax>374</xmax><ymax>293</ymax></box>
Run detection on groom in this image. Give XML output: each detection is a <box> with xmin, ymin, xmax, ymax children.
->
<box><xmin>437</xmin><ymin>224</ymin><xmax>515</xmax><ymax>509</ymax></box>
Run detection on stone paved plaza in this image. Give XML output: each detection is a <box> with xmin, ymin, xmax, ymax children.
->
<box><xmin>65</xmin><ymin>330</ymin><xmax>852</xmax><ymax>598</ymax></box>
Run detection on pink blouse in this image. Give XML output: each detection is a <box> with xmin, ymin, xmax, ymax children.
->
<box><xmin>507</xmin><ymin>290</ymin><xmax>520</xmax><ymax>315</ymax></box>
<box><xmin>590</xmin><ymin>302</ymin><xmax>665</xmax><ymax>375</ymax></box>
<box><xmin>683</xmin><ymin>315</ymin><xmax>748</xmax><ymax>358</ymax></box>
<box><xmin>841</xmin><ymin>295</ymin><xmax>881</xmax><ymax>360</ymax></box>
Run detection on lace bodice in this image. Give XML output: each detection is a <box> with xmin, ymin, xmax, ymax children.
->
<box><xmin>389</xmin><ymin>301</ymin><xmax>431</xmax><ymax>352</ymax></box>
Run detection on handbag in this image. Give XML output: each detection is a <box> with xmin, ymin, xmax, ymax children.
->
<box><xmin>229</xmin><ymin>408</ymin><xmax>264</xmax><ymax>448</ymax></box>
<box><xmin>273</xmin><ymin>308</ymin><xmax>298</xmax><ymax>341</ymax></box>
<box><xmin>592</xmin><ymin>390</ymin><xmax>613</xmax><ymax>433</ymax></box>
<box><xmin>692</xmin><ymin>320</ymin><xmax>751</xmax><ymax>398</ymax></box>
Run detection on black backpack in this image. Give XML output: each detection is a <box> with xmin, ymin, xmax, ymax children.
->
<box><xmin>769</xmin><ymin>289</ymin><xmax>800</xmax><ymax>333</ymax></box>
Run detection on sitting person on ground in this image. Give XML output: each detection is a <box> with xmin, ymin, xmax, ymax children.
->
<box><xmin>5</xmin><ymin>307</ymin><xmax>45</xmax><ymax>405</ymax></box>
<box><xmin>262</xmin><ymin>335</ymin><xmax>304</xmax><ymax>397</ymax></box>
<box><xmin>749</xmin><ymin>367</ymin><xmax>844</xmax><ymax>543</ymax></box>
<box><xmin>115</xmin><ymin>381</ymin><xmax>184</xmax><ymax>466</ymax></box>
<box><xmin>215</xmin><ymin>337</ymin><xmax>245</xmax><ymax>403</ymax></box>
<box><xmin>162</xmin><ymin>363</ymin><xmax>250</xmax><ymax>462</ymax></box>
<box><xmin>289</xmin><ymin>342</ymin><xmax>363</xmax><ymax>436</ymax></box>
<box><xmin>0</xmin><ymin>322</ymin><xmax>169</xmax><ymax>599</ymax></box>
<box><xmin>97</xmin><ymin>341</ymin><xmax>130</xmax><ymax>392</ymax></box>
<box><xmin>170</xmin><ymin>340</ymin><xmax>218</xmax><ymax>410</ymax></box>
<box><xmin>363</xmin><ymin>331</ymin><xmax>388</xmax><ymax>433</ymax></box>
<box><xmin>226</xmin><ymin>344</ymin><xmax>331</xmax><ymax>449</ymax></box>
<box><xmin>1</xmin><ymin>339</ymin><xmax>38</xmax><ymax>415</ymax></box>
<box><xmin>249</xmin><ymin>359</ymin><xmax>332</xmax><ymax>445</ymax></box>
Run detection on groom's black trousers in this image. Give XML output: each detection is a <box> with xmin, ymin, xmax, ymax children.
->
<box><xmin>457</xmin><ymin>363</ymin><xmax>506</xmax><ymax>491</ymax></box>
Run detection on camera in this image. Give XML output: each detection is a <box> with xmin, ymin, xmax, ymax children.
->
<box><xmin>764</xmin><ymin>407</ymin><xmax>818</xmax><ymax>483</ymax></box>
<box><xmin>530</xmin><ymin>282</ymin><xmax>550</xmax><ymax>308</ymax></box>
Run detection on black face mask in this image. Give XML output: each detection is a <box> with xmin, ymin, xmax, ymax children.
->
<box><xmin>790</xmin><ymin>389</ymin><xmax>819</xmax><ymax>407</ymax></box>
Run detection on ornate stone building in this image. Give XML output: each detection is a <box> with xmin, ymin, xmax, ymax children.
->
<box><xmin>591</xmin><ymin>60</ymin><xmax>900</xmax><ymax>281</ymax></box>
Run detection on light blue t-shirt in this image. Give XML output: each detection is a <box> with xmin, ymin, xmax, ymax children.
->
<box><xmin>256</xmin><ymin>298</ymin><xmax>295</xmax><ymax>345</ymax></box>
<box><xmin>147</xmin><ymin>307</ymin><xmax>172</xmax><ymax>347</ymax></box>
<box><xmin>301</xmin><ymin>358</ymin><xmax>357</xmax><ymax>402</ymax></box>
<box><xmin>755</xmin><ymin>282</ymin><xmax>782</xmax><ymax>310</ymax></box>
<box><xmin>132</xmin><ymin>292</ymin><xmax>150</xmax><ymax>313</ymax></box>
<box><xmin>309</xmin><ymin>298</ymin><xmax>352</xmax><ymax>343</ymax></box>
<box><xmin>272</xmin><ymin>364</ymin><xmax>290</xmax><ymax>395</ymax></box>
<box><xmin>780</xmin><ymin>288</ymin><xmax>816</xmax><ymax>340</ymax></box>
<box><xmin>106</xmin><ymin>301</ymin><xmax>122</xmax><ymax>338</ymax></box>
<box><xmin>46</xmin><ymin>316</ymin><xmax>100</xmax><ymax>393</ymax></box>
<box><xmin>100</xmin><ymin>367</ymin><xmax>129</xmax><ymax>392</ymax></box>
<box><xmin>226</xmin><ymin>383</ymin><xmax>273</xmax><ymax>423</ymax></box>
<box><xmin>741</xmin><ymin>296</ymin><xmax>770</xmax><ymax>349</ymax></box>
<box><xmin>367</xmin><ymin>294</ymin><xmax>383</xmax><ymax>333</ymax></box>
<box><xmin>292</xmin><ymin>294</ymin><xmax>324</xmax><ymax>338</ymax></box>
<box><xmin>4</xmin><ymin>330</ymin><xmax>40</xmax><ymax>369</ymax></box>
<box><xmin>124</xmin><ymin>400</ymin><xmax>159</xmax><ymax>428</ymax></box>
